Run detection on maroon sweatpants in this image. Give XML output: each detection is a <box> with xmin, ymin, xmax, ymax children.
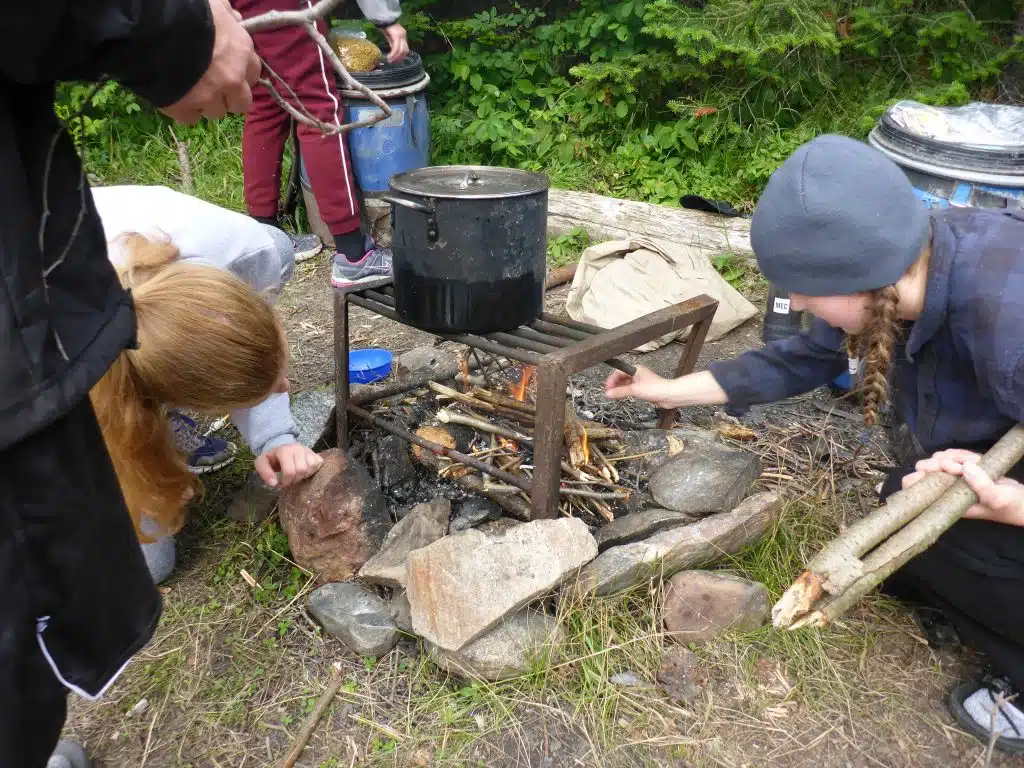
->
<box><xmin>235</xmin><ymin>0</ymin><xmax>361</xmax><ymax>236</ymax></box>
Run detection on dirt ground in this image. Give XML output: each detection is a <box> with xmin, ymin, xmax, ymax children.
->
<box><xmin>65</xmin><ymin>258</ymin><xmax>1021</xmax><ymax>768</ymax></box>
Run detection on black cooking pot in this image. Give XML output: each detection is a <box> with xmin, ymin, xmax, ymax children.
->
<box><xmin>382</xmin><ymin>165</ymin><xmax>550</xmax><ymax>334</ymax></box>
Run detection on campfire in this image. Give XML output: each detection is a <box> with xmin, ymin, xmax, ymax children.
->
<box><xmin>335</xmin><ymin>283</ymin><xmax>719</xmax><ymax>521</ymax></box>
<box><xmin>385</xmin><ymin>360</ymin><xmax>635</xmax><ymax>525</ymax></box>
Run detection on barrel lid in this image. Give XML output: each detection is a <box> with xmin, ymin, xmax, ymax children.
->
<box><xmin>347</xmin><ymin>51</ymin><xmax>425</xmax><ymax>90</ymax></box>
<box><xmin>389</xmin><ymin>165</ymin><xmax>550</xmax><ymax>199</ymax></box>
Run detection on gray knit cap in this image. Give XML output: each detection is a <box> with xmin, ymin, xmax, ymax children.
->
<box><xmin>750</xmin><ymin>134</ymin><xmax>930</xmax><ymax>297</ymax></box>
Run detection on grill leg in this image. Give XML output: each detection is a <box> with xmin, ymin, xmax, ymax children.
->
<box><xmin>334</xmin><ymin>291</ymin><xmax>350</xmax><ymax>450</ymax></box>
<box><xmin>656</xmin><ymin>311</ymin><xmax>715</xmax><ymax>429</ymax></box>
<box><xmin>531</xmin><ymin>364</ymin><xmax>568</xmax><ymax>520</ymax></box>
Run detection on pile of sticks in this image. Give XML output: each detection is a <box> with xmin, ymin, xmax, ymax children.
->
<box><xmin>773</xmin><ymin>424</ymin><xmax>1024</xmax><ymax>629</ymax></box>
<box><xmin>400</xmin><ymin>374</ymin><xmax>637</xmax><ymax>523</ymax></box>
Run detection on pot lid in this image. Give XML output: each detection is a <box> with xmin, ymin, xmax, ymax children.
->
<box><xmin>389</xmin><ymin>165</ymin><xmax>550</xmax><ymax>199</ymax></box>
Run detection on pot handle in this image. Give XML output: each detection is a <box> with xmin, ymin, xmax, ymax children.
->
<box><xmin>381</xmin><ymin>194</ymin><xmax>439</xmax><ymax>242</ymax></box>
<box><xmin>380</xmin><ymin>194</ymin><xmax>433</xmax><ymax>214</ymax></box>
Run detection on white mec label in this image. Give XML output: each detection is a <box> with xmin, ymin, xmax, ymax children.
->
<box><xmin>772</xmin><ymin>297</ymin><xmax>791</xmax><ymax>314</ymax></box>
<box><xmin>848</xmin><ymin>356</ymin><xmax>860</xmax><ymax>375</ymax></box>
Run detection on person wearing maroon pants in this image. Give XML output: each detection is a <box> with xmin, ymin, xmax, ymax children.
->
<box><xmin>235</xmin><ymin>0</ymin><xmax>409</xmax><ymax>286</ymax></box>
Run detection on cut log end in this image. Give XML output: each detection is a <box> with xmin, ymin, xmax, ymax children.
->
<box><xmin>771</xmin><ymin>570</ymin><xmax>824</xmax><ymax>629</ymax></box>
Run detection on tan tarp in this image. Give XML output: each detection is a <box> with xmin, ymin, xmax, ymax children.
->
<box><xmin>565</xmin><ymin>237</ymin><xmax>758</xmax><ymax>352</ymax></box>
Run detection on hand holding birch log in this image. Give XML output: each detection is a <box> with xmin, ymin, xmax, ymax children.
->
<box><xmin>903</xmin><ymin>450</ymin><xmax>1024</xmax><ymax>527</ymax></box>
<box><xmin>773</xmin><ymin>424</ymin><xmax>1024</xmax><ymax>630</ymax></box>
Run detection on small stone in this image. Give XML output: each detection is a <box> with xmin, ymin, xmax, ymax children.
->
<box><xmin>308</xmin><ymin>582</ymin><xmax>398</xmax><ymax>657</ymax></box>
<box><xmin>609</xmin><ymin>672</ymin><xmax>646</xmax><ymax>687</ymax></box>
<box><xmin>648</xmin><ymin>443</ymin><xmax>761</xmax><ymax>516</ymax></box>
<box><xmin>226</xmin><ymin>471</ymin><xmax>280</xmax><ymax>523</ymax></box>
<box><xmin>661</xmin><ymin>571</ymin><xmax>770</xmax><ymax>644</ymax></box>
<box><xmin>395</xmin><ymin>346</ymin><xmax>462</xmax><ymax>381</ymax></box>
<box><xmin>290</xmin><ymin>387</ymin><xmax>335</xmax><ymax>448</ymax></box>
<box><xmin>279</xmin><ymin>449</ymin><xmax>390</xmax><ymax>581</ymax></box>
<box><xmin>657</xmin><ymin>646</ymin><xmax>707</xmax><ymax>705</ymax></box>
<box><xmin>359</xmin><ymin>498</ymin><xmax>450</xmax><ymax>588</ymax></box>
<box><xmin>477</xmin><ymin>517</ymin><xmax>523</xmax><ymax>537</ymax></box>
<box><xmin>449</xmin><ymin>498</ymin><xmax>502</xmax><ymax>533</ymax></box>
<box><xmin>595</xmin><ymin>509</ymin><xmax>695</xmax><ymax>552</ymax></box>
<box><xmin>375</xmin><ymin>434</ymin><xmax>417</xmax><ymax>489</ymax></box>
<box><xmin>573</xmin><ymin>493</ymin><xmax>782</xmax><ymax>597</ymax></box>
<box><xmin>127</xmin><ymin>698</ymin><xmax>149</xmax><ymax>718</ymax></box>
<box><xmin>407</xmin><ymin>518</ymin><xmax>597</xmax><ymax>651</ymax></box>
<box><xmin>427</xmin><ymin>610</ymin><xmax>562</xmax><ymax>682</ymax></box>
<box><xmin>390</xmin><ymin>589</ymin><xmax>414</xmax><ymax>633</ymax></box>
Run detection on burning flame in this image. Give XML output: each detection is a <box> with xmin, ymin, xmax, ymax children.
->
<box><xmin>510</xmin><ymin>365</ymin><xmax>536</xmax><ymax>403</ymax></box>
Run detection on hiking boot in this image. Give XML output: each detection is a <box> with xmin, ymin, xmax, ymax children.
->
<box><xmin>330</xmin><ymin>245</ymin><xmax>393</xmax><ymax>288</ymax></box>
<box><xmin>949</xmin><ymin>674</ymin><xmax>1024</xmax><ymax>754</ymax></box>
<box><xmin>290</xmin><ymin>232</ymin><xmax>323</xmax><ymax>263</ymax></box>
<box><xmin>168</xmin><ymin>410</ymin><xmax>236</xmax><ymax>475</ymax></box>
<box><xmin>47</xmin><ymin>740</ymin><xmax>93</xmax><ymax>768</ymax></box>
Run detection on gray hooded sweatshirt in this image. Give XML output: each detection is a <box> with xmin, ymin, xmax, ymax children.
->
<box><xmin>92</xmin><ymin>185</ymin><xmax>299</xmax><ymax>457</ymax></box>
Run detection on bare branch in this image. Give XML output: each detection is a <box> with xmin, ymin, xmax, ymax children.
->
<box><xmin>168</xmin><ymin>126</ymin><xmax>194</xmax><ymax>193</ymax></box>
<box><xmin>259</xmin><ymin>77</ymin><xmax>340</xmax><ymax>135</ymax></box>
<box><xmin>241</xmin><ymin>0</ymin><xmax>345</xmax><ymax>32</ymax></box>
<box><xmin>304</xmin><ymin>21</ymin><xmax>392</xmax><ymax>128</ymax></box>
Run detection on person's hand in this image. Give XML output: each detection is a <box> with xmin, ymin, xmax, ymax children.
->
<box><xmin>901</xmin><ymin>449</ymin><xmax>1024</xmax><ymax>527</ymax></box>
<box><xmin>605</xmin><ymin>365</ymin><xmax>678</xmax><ymax>409</ymax></box>
<box><xmin>381</xmin><ymin>23</ymin><xmax>410</xmax><ymax>63</ymax></box>
<box><xmin>254</xmin><ymin>443</ymin><xmax>325</xmax><ymax>489</ymax></box>
<box><xmin>161</xmin><ymin>0</ymin><xmax>262</xmax><ymax>124</ymax></box>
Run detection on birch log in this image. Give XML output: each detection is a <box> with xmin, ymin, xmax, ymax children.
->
<box><xmin>547</xmin><ymin>189</ymin><xmax>754</xmax><ymax>262</ymax></box>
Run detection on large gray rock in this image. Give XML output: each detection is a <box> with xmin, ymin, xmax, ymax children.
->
<box><xmin>308</xmin><ymin>582</ymin><xmax>398</xmax><ymax>657</ymax></box>
<box><xmin>407</xmin><ymin>518</ymin><xmax>597</xmax><ymax>651</ymax></box>
<box><xmin>291</xmin><ymin>387</ymin><xmax>335</xmax><ymax>448</ymax></box>
<box><xmin>648</xmin><ymin>442</ymin><xmax>761</xmax><ymax>516</ymax></box>
<box><xmin>573</xmin><ymin>492</ymin><xmax>782</xmax><ymax>597</ymax></box>
<box><xmin>661</xmin><ymin>570</ymin><xmax>770</xmax><ymax>644</ymax></box>
<box><xmin>595</xmin><ymin>509</ymin><xmax>695</xmax><ymax>552</ymax></box>
<box><xmin>279</xmin><ymin>449</ymin><xmax>390</xmax><ymax>582</ymax></box>
<box><xmin>477</xmin><ymin>517</ymin><xmax>523</xmax><ymax>538</ymax></box>
<box><xmin>449</xmin><ymin>498</ymin><xmax>502</xmax><ymax>533</ymax></box>
<box><xmin>359</xmin><ymin>499</ymin><xmax>451</xmax><ymax>588</ymax></box>
<box><xmin>428</xmin><ymin>610</ymin><xmax>563</xmax><ymax>682</ymax></box>
<box><xmin>226</xmin><ymin>471</ymin><xmax>280</xmax><ymax>523</ymax></box>
<box><xmin>395</xmin><ymin>346</ymin><xmax>462</xmax><ymax>381</ymax></box>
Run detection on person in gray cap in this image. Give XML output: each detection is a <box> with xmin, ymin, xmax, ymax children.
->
<box><xmin>605</xmin><ymin>134</ymin><xmax>1024</xmax><ymax>755</ymax></box>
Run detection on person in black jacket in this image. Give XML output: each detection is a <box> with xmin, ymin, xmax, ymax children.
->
<box><xmin>0</xmin><ymin>1</ymin><xmax>261</xmax><ymax>765</ymax></box>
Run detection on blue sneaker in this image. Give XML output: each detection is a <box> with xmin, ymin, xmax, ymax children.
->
<box><xmin>168</xmin><ymin>410</ymin><xmax>237</xmax><ymax>474</ymax></box>
<box><xmin>330</xmin><ymin>244</ymin><xmax>393</xmax><ymax>288</ymax></box>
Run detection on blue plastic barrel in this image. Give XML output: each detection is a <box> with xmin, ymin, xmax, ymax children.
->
<box><xmin>344</xmin><ymin>87</ymin><xmax>430</xmax><ymax>193</ymax></box>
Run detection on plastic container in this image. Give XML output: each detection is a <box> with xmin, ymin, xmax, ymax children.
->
<box><xmin>868</xmin><ymin>100</ymin><xmax>1024</xmax><ymax>210</ymax></box>
<box><xmin>348</xmin><ymin>348</ymin><xmax>393</xmax><ymax>384</ymax></box>
<box><xmin>342</xmin><ymin>51</ymin><xmax>431</xmax><ymax>194</ymax></box>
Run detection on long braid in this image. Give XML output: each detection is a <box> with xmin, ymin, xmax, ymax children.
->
<box><xmin>857</xmin><ymin>284</ymin><xmax>901</xmax><ymax>428</ymax></box>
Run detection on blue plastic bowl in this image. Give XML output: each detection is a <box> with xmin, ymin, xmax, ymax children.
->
<box><xmin>349</xmin><ymin>348</ymin><xmax>393</xmax><ymax>385</ymax></box>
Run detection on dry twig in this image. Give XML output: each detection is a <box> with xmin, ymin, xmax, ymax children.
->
<box><xmin>280</xmin><ymin>662</ymin><xmax>345</xmax><ymax>768</ymax></box>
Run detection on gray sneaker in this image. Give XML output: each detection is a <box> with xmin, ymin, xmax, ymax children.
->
<box><xmin>331</xmin><ymin>246</ymin><xmax>393</xmax><ymax>288</ymax></box>
<box><xmin>290</xmin><ymin>232</ymin><xmax>323</xmax><ymax>263</ymax></box>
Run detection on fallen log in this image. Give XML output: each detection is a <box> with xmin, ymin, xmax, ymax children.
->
<box><xmin>547</xmin><ymin>188</ymin><xmax>754</xmax><ymax>262</ymax></box>
<box><xmin>545</xmin><ymin>263</ymin><xmax>578</xmax><ymax>290</ymax></box>
<box><xmin>775</xmin><ymin>424</ymin><xmax>1024</xmax><ymax>629</ymax></box>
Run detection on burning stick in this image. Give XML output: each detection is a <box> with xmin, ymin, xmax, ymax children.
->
<box><xmin>511</xmin><ymin>365</ymin><xmax>536</xmax><ymax>403</ymax></box>
<box><xmin>564</xmin><ymin>399</ymin><xmax>590</xmax><ymax>468</ymax></box>
<box><xmin>590</xmin><ymin>443</ymin><xmax>619</xmax><ymax>484</ymax></box>
<box><xmin>774</xmin><ymin>424</ymin><xmax>1024</xmax><ymax>629</ymax></box>
<box><xmin>436</xmin><ymin>409</ymin><xmax>534</xmax><ymax>447</ymax></box>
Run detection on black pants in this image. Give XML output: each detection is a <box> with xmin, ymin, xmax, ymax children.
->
<box><xmin>0</xmin><ymin>399</ymin><xmax>161</xmax><ymax>766</ymax></box>
<box><xmin>880</xmin><ymin>467</ymin><xmax>1024</xmax><ymax>691</ymax></box>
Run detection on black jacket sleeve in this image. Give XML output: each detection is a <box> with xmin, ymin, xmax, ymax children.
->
<box><xmin>0</xmin><ymin>0</ymin><xmax>215</xmax><ymax>107</ymax></box>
